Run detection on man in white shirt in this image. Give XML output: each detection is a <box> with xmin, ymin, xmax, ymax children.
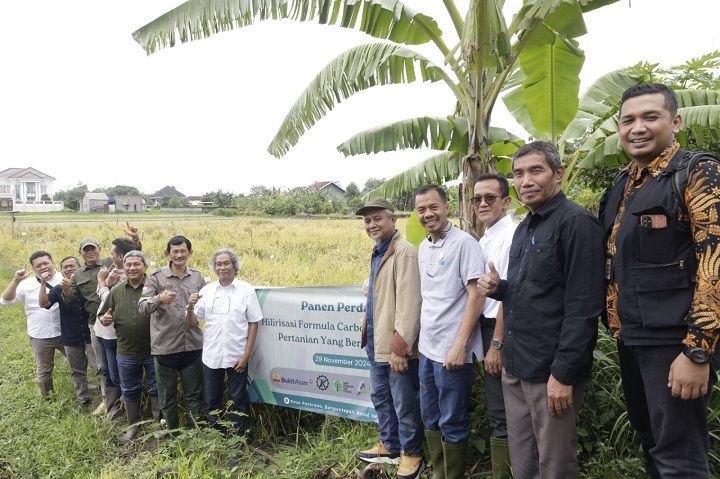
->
<box><xmin>1</xmin><ymin>251</ymin><xmax>63</xmax><ymax>398</ymax></box>
<box><xmin>188</xmin><ymin>248</ymin><xmax>262</xmax><ymax>437</ymax></box>
<box><xmin>473</xmin><ymin>174</ymin><xmax>517</xmax><ymax>479</ymax></box>
<box><xmin>414</xmin><ymin>184</ymin><xmax>485</xmax><ymax>479</ymax></box>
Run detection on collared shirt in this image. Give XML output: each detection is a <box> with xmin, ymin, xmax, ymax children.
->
<box><xmin>418</xmin><ymin>223</ymin><xmax>485</xmax><ymax>363</ymax></box>
<box><xmin>47</xmin><ymin>284</ymin><xmax>91</xmax><ymax>347</ymax></box>
<box><xmin>1</xmin><ymin>273</ymin><xmax>62</xmax><ymax>339</ymax></box>
<box><xmin>606</xmin><ymin>142</ymin><xmax>720</xmax><ymax>352</ymax></box>
<box><xmin>365</xmin><ymin>234</ymin><xmax>394</xmax><ymax>360</ymax></box>
<box><xmin>492</xmin><ymin>192</ymin><xmax>604</xmax><ymax>384</ymax></box>
<box><xmin>64</xmin><ymin>263</ymin><xmax>103</xmax><ymax>324</ymax></box>
<box><xmin>195</xmin><ymin>279</ymin><xmax>263</xmax><ymax>369</ymax></box>
<box><xmin>137</xmin><ymin>266</ymin><xmax>206</xmax><ymax>356</ymax></box>
<box><xmin>100</xmin><ymin>278</ymin><xmax>151</xmax><ymax>356</ymax></box>
<box><xmin>479</xmin><ymin>214</ymin><xmax>517</xmax><ymax>319</ymax></box>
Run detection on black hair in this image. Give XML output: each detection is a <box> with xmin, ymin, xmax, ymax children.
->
<box><xmin>112</xmin><ymin>237</ymin><xmax>139</xmax><ymax>256</ymax></box>
<box><xmin>620</xmin><ymin>83</ymin><xmax>678</xmax><ymax>117</ymax></box>
<box><xmin>512</xmin><ymin>140</ymin><xmax>562</xmax><ymax>173</ymax></box>
<box><xmin>414</xmin><ymin>184</ymin><xmax>447</xmax><ymax>204</ymax></box>
<box><xmin>165</xmin><ymin>235</ymin><xmax>192</xmax><ymax>253</ymax></box>
<box><xmin>59</xmin><ymin>256</ymin><xmax>80</xmax><ymax>266</ymax></box>
<box><xmin>29</xmin><ymin>251</ymin><xmax>52</xmax><ymax>265</ymax></box>
<box><xmin>475</xmin><ymin>173</ymin><xmax>510</xmax><ymax>198</ymax></box>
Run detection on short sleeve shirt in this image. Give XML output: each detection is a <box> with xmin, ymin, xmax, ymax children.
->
<box><xmin>1</xmin><ymin>273</ymin><xmax>62</xmax><ymax>339</ymax></box>
<box><xmin>418</xmin><ymin>224</ymin><xmax>485</xmax><ymax>363</ymax></box>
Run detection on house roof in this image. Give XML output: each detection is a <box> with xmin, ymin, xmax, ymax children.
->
<box><xmin>309</xmin><ymin>181</ymin><xmax>344</xmax><ymax>192</ymax></box>
<box><xmin>0</xmin><ymin>167</ymin><xmax>55</xmax><ymax>181</ymax></box>
<box><xmin>152</xmin><ymin>185</ymin><xmax>185</xmax><ymax>197</ymax></box>
<box><xmin>83</xmin><ymin>192</ymin><xmax>108</xmax><ymax>201</ymax></box>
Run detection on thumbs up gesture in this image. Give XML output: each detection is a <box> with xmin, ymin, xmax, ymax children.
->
<box><xmin>477</xmin><ymin>261</ymin><xmax>501</xmax><ymax>296</ymax></box>
<box><xmin>100</xmin><ymin>308</ymin><xmax>114</xmax><ymax>326</ymax></box>
<box><xmin>158</xmin><ymin>284</ymin><xmax>177</xmax><ymax>304</ymax></box>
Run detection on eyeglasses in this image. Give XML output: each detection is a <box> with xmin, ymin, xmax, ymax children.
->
<box><xmin>471</xmin><ymin>194</ymin><xmax>501</xmax><ymax>205</ymax></box>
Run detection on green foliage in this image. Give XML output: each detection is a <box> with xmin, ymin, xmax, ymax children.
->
<box><xmin>167</xmin><ymin>196</ymin><xmax>189</xmax><ymax>208</ymax></box>
<box><xmin>201</xmin><ymin>189</ymin><xmax>236</xmax><ymax>208</ymax></box>
<box><xmin>95</xmin><ymin>185</ymin><xmax>142</xmax><ymax>197</ymax></box>
<box><xmin>53</xmin><ymin>183</ymin><xmax>88</xmax><ymax>211</ymax></box>
<box><xmin>1</xmin><ymin>218</ymin><xmax>720</xmax><ymax>477</ymax></box>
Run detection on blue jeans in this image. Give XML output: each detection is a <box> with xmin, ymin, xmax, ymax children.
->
<box><xmin>97</xmin><ymin>337</ymin><xmax>120</xmax><ymax>388</ymax></box>
<box><xmin>419</xmin><ymin>354</ymin><xmax>474</xmax><ymax>443</ymax></box>
<box><xmin>369</xmin><ymin>359</ymin><xmax>424</xmax><ymax>454</ymax></box>
<box><xmin>204</xmin><ymin>365</ymin><xmax>249</xmax><ymax>435</ymax></box>
<box><xmin>116</xmin><ymin>353</ymin><xmax>157</xmax><ymax>402</ymax></box>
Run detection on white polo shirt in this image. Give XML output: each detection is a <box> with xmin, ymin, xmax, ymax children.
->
<box><xmin>195</xmin><ymin>278</ymin><xmax>263</xmax><ymax>369</ymax></box>
<box><xmin>1</xmin><ymin>272</ymin><xmax>63</xmax><ymax>339</ymax></box>
<box><xmin>479</xmin><ymin>214</ymin><xmax>517</xmax><ymax>319</ymax></box>
<box><xmin>418</xmin><ymin>224</ymin><xmax>485</xmax><ymax>363</ymax></box>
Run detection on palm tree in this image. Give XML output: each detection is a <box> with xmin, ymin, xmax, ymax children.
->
<box><xmin>133</xmin><ymin>0</ymin><xmax>621</xmax><ymax>234</ymax></box>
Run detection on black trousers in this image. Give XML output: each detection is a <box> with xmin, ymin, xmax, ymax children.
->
<box><xmin>480</xmin><ymin>316</ymin><xmax>507</xmax><ymax>438</ymax></box>
<box><xmin>617</xmin><ymin>341</ymin><xmax>716</xmax><ymax>479</ymax></box>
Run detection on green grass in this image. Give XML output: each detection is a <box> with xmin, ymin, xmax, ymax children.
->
<box><xmin>0</xmin><ymin>215</ymin><xmax>718</xmax><ymax>478</ymax></box>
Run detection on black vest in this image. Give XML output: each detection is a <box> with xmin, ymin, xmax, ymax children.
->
<box><xmin>599</xmin><ymin>150</ymin><xmax>696</xmax><ymax>344</ymax></box>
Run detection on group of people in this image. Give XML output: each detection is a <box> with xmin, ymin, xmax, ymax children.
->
<box><xmin>1</xmin><ymin>230</ymin><xmax>261</xmax><ymax>443</ymax></box>
<box><xmin>1</xmin><ymin>83</ymin><xmax>718</xmax><ymax>478</ymax></box>
<box><xmin>354</xmin><ymin>83</ymin><xmax>719</xmax><ymax>479</ymax></box>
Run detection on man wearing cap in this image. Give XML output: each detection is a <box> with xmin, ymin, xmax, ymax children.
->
<box><xmin>63</xmin><ymin>229</ymin><xmax>141</xmax><ymax>414</ymax></box>
<box><xmin>354</xmin><ymin>198</ymin><xmax>424</xmax><ymax>479</ymax></box>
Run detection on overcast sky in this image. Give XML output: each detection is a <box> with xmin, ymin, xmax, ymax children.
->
<box><xmin>2</xmin><ymin>1</ymin><xmax>718</xmax><ymax>196</ymax></box>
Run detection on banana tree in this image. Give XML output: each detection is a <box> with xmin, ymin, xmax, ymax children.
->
<box><xmin>133</xmin><ymin>0</ymin><xmax>620</xmax><ymax>234</ymax></box>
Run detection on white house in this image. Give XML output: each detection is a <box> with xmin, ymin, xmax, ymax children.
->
<box><xmin>0</xmin><ymin>167</ymin><xmax>63</xmax><ymax>212</ymax></box>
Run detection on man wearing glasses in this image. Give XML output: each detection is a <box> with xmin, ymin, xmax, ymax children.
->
<box><xmin>472</xmin><ymin>174</ymin><xmax>517</xmax><ymax>478</ymax></box>
<box><xmin>478</xmin><ymin>141</ymin><xmax>605</xmax><ymax>478</ymax></box>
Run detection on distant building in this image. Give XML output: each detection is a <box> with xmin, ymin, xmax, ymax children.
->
<box><xmin>0</xmin><ymin>167</ymin><xmax>63</xmax><ymax>212</ymax></box>
<box><xmin>81</xmin><ymin>192</ymin><xmax>109</xmax><ymax>213</ymax></box>
<box><xmin>112</xmin><ymin>195</ymin><xmax>144</xmax><ymax>213</ymax></box>
<box><xmin>150</xmin><ymin>185</ymin><xmax>185</xmax><ymax>207</ymax></box>
<box><xmin>308</xmin><ymin>181</ymin><xmax>346</xmax><ymax>200</ymax></box>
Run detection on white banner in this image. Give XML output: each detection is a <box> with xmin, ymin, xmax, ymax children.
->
<box><xmin>248</xmin><ymin>287</ymin><xmax>377</xmax><ymax>423</ymax></box>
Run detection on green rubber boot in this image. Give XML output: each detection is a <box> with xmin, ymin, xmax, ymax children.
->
<box><xmin>490</xmin><ymin>436</ymin><xmax>512</xmax><ymax>478</ymax></box>
<box><xmin>425</xmin><ymin>430</ymin><xmax>445</xmax><ymax>479</ymax></box>
<box><xmin>443</xmin><ymin>439</ymin><xmax>468</xmax><ymax>479</ymax></box>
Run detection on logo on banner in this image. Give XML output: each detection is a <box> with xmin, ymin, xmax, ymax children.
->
<box><xmin>316</xmin><ymin>375</ymin><xmax>329</xmax><ymax>390</ymax></box>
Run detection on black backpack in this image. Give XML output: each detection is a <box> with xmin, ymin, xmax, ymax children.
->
<box><xmin>670</xmin><ymin>150</ymin><xmax>720</xmax><ymax>216</ymax></box>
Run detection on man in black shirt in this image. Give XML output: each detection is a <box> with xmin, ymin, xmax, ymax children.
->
<box><xmin>39</xmin><ymin>256</ymin><xmax>93</xmax><ymax>406</ymax></box>
<box><xmin>478</xmin><ymin>141</ymin><xmax>605</xmax><ymax>478</ymax></box>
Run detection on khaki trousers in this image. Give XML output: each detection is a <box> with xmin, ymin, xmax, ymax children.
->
<box><xmin>502</xmin><ymin>371</ymin><xmax>586</xmax><ymax>479</ymax></box>
<box><xmin>28</xmin><ymin>336</ymin><xmax>64</xmax><ymax>398</ymax></box>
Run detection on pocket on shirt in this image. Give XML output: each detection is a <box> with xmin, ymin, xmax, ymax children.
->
<box><xmin>526</xmin><ymin>243</ymin><xmax>558</xmax><ymax>284</ymax></box>
<box><xmin>631</xmin><ymin>262</ymin><xmax>692</xmax><ymax>329</ymax></box>
<box><xmin>631</xmin><ymin>205</ymin><xmax>677</xmax><ymax>264</ymax></box>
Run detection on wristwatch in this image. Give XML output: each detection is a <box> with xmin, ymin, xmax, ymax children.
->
<box><xmin>491</xmin><ymin>338</ymin><xmax>504</xmax><ymax>351</ymax></box>
<box><xmin>683</xmin><ymin>346</ymin><xmax>711</xmax><ymax>364</ymax></box>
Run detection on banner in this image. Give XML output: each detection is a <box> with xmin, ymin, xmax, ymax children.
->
<box><xmin>248</xmin><ymin>286</ymin><xmax>377</xmax><ymax>423</ymax></box>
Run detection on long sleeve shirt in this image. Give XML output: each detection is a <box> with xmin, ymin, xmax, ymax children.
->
<box><xmin>491</xmin><ymin>192</ymin><xmax>605</xmax><ymax>385</ymax></box>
